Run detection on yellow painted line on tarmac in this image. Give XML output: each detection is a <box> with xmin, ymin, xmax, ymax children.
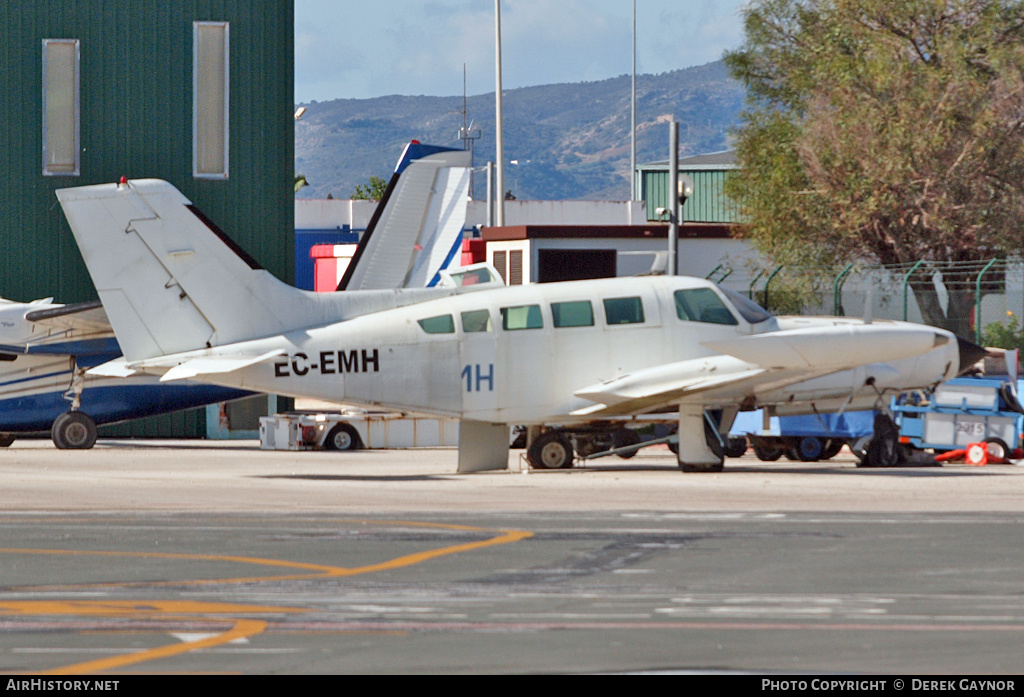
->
<box><xmin>0</xmin><ymin>601</ymin><xmax>299</xmax><ymax>675</ymax></box>
<box><xmin>0</xmin><ymin>600</ymin><xmax>297</xmax><ymax>616</ymax></box>
<box><xmin>50</xmin><ymin>619</ymin><xmax>265</xmax><ymax>675</ymax></box>
<box><xmin>0</xmin><ymin>521</ymin><xmax>532</xmax><ymax>588</ymax></box>
<box><xmin>0</xmin><ymin>521</ymin><xmax>533</xmax><ymax>674</ymax></box>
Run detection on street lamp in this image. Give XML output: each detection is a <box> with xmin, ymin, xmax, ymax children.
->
<box><xmin>667</xmin><ymin>120</ymin><xmax>694</xmax><ymax>277</ymax></box>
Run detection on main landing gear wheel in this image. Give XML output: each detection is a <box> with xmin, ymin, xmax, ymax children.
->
<box><xmin>51</xmin><ymin>412</ymin><xmax>97</xmax><ymax>450</ymax></box>
<box><xmin>613</xmin><ymin>428</ymin><xmax>641</xmax><ymax>459</ymax></box>
<box><xmin>821</xmin><ymin>438</ymin><xmax>845</xmax><ymax>461</ymax></box>
<box><xmin>527</xmin><ymin>431</ymin><xmax>574</xmax><ymax>469</ymax></box>
<box><xmin>0</xmin><ymin>434</ymin><xmax>14</xmax><ymax>448</ymax></box>
<box><xmin>325</xmin><ymin>423</ymin><xmax>361</xmax><ymax>451</ymax></box>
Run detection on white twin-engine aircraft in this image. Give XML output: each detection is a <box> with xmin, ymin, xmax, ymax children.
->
<box><xmin>56</xmin><ymin>179</ymin><xmax>983</xmax><ymax>472</ymax></box>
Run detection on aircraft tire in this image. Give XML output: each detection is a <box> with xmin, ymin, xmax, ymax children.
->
<box><xmin>0</xmin><ymin>434</ymin><xmax>14</xmax><ymax>448</ymax></box>
<box><xmin>863</xmin><ymin>413</ymin><xmax>901</xmax><ymax>468</ymax></box>
<box><xmin>865</xmin><ymin>437</ymin><xmax>900</xmax><ymax>467</ymax></box>
<box><xmin>724</xmin><ymin>437</ymin><xmax>748</xmax><ymax>458</ymax></box>
<box><xmin>613</xmin><ymin>428</ymin><xmax>641</xmax><ymax>459</ymax></box>
<box><xmin>820</xmin><ymin>438</ymin><xmax>845</xmax><ymax>460</ymax></box>
<box><xmin>324</xmin><ymin>423</ymin><xmax>361</xmax><ymax>451</ymax></box>
<box><xmin>527</xmin><ymin>431</ymin><xmax>574</xmax><ymax>469</ymax></box>
<box><xmin>752</xmin><ymin>444</ymin><xmax>783</xmax><ymax>462</ymax></box>
<box><xmin>678</xmin><ymin>459</ymin><xmax>725</xmax><ymax>473</ymax></box>
<box><xmin>51</xmin><ymin>412</ymin><xmax>97</xmax><ymax>450</ymax></box>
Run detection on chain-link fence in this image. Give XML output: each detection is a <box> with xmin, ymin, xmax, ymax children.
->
<box><xmin>710</xmin><ymin>259</ymin><xmax>1024</xmax><ymax>344</ymax></box>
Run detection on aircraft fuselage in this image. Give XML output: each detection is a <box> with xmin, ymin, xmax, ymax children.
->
<box><xmin>158</xmin><ymin>276</ymin><xmax>961</xmax><ymax>426</ymax></box>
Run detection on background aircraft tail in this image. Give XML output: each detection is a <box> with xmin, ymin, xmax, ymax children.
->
<box><xmin>339</xmin><ymin>143</ymin><xmax>472</xmax><ymax>291</ymax></box>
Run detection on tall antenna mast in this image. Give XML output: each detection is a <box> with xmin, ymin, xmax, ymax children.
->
<box><xmin>457</xmin><ymin>64</ymin><xmax>482</xmax><ymax>198</ymax></box>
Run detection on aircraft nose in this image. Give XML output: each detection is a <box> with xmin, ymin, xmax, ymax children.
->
<box><xmin>956</xmin><ymin>335</ymin><xmax>989</xmax><ymax>375</ymax></box>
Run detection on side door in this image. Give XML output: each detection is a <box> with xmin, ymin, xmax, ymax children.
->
<box><xmin>458</xmin><ymin>307</ymin><xmax>501</xmax><ymax>420</ymax></box>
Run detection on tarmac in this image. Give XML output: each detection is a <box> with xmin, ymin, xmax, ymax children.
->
<box><xmin>1</xmin><ymin>438</ymin><xmax>1022</xmax><ymax>514</ymax></box>
<box><xmin>1</xmin><ymin>440</ymin><xmax>1023</xmax><ymax>675</ymax></box>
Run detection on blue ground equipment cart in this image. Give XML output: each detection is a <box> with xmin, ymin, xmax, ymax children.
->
<box><xmin>891</xmin><ymin>377</ymin><xmax>1024</xmax><ymax>460</ymax></box>
<box><xmin>730</xmin><ymin>409</ymin><xmax>877</xmax><ymax>462</ymax></box>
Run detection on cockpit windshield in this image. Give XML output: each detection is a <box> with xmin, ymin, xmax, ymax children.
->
<box><xmin>720</xmin><ymin>287</ymin><xmax>773</xmax><ymax>324</ymax></box>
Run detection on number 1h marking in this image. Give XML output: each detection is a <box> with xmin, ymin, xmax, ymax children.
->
<box><xmin>462</xmin><ymin>364</ymin><xmax>494</xmax><ymax>392</ymax></box>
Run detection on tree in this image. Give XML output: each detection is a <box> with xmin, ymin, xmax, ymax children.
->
<box><xmin>724</xmin><ymin>0</ymin><xmax>1024</xmax><ymax>336</ymax></box>
<box><xmin>351</xmin><ymin>176</ymin><xmax>389</xmax><ymax>201</ymax></box>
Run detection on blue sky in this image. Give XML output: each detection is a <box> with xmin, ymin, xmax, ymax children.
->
<box><xmin>295</xmin><ymin>0</ymin><xmax>751</xmax><ymax>103</ymax></box>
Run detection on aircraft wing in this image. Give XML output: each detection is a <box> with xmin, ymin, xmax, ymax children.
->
<box><xmin>573</xmin><ymin>323</ymin><xmax>950</xmax><ymax>417</ymax></box>
<box><xmin>0</xmin><ymin>300</ymin><xmax>118</xmax><ymax>356</ymax></box>
<box><xmin>23</xmin><ymin>300</ymin><xmax>110</xmax><ymax>334</ymax></box>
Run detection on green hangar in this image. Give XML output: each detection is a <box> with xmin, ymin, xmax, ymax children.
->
<box><xmin>0</xmin><ymin>1</ymin><xmax>295</xmax><ymax>437</ymax></box>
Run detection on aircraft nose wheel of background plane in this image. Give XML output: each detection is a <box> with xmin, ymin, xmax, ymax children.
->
<box><xmin>856</xmin><ymin>413</ymin><xmax>902</xmax><ymax>468</ymax></box>
<box><xmin>51</xmin><ymin>411</ymin><xmax>97</xmax><ymax>450</ymax></box>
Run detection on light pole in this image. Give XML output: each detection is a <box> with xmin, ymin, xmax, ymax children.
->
<box><xmin>494</xmin><ymin>0</ymin><xmax>505</xmax><ymax>226</ymax></box>
<box><xmin>668</xmin><ymin>122</ymin><xmax>678</xmax><ymax>276</ymax></box>
<box><xmin>630</xmin><ymin>0</ymin><xmax>637</xmax><ymax>202</ymax></box>
<box><xmin>666</xmin><ymin>122</ymin><xmax>694</xmax><ymax>277</ymax></box>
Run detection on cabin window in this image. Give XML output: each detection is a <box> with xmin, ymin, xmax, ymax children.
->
<box><xmin>417</xmin><ymin>315</ymin><xmax>455</xmax><ymax>334</ymax></box>
<box><xmin>461</xmin><ymin>310</ymin><xmax>492</xmax><ymax>333</ymax></box>
<box><xmin>42</xmin><ymin>39</ymin><xmax>80</xmax><ymax>177</ymax></box>
<box><xmin>551</xmin><ymin>301</ymin><xmax>594</xmax><ymax>328</ymax></box>
<box><xmin>501</xmin><ymin>305</ymin><xmax>543</xmax><ymax>331</ymax></box>
<box><xmin>193</xmin><ymin>22</ymin><xmax>230</xmax><ymax>179</ymax></box>
<box><xmin>674</xmin><ymin>288</ymin><xmax>739</xmax><ymax>326</ymax></box>
<box><xmin>603</xmin><ymin>297</ymin><xmax>645</xmax><ymax>325</ymax></box>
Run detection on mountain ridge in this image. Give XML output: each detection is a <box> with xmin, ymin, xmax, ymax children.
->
<box><xmin>295</xmin><ymin>60</ymin><xmax>744</xmax><ymax>201</ymax></box>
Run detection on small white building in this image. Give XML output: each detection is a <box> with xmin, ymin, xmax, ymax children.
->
<box><xmin>297</xmin><ymin>196</ymin><xmax>759</xmax><ymax>290</ymax></box>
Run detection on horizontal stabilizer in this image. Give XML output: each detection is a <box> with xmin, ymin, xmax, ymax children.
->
<box><xmin>88</xmin><ymin>358</ymin><xmax>137</xmax><ymax>377</ymax></box>
<box><xmin>159</xmin><ymin>350</ymin><xmax>286</xmax><ymax>382</ymax></box>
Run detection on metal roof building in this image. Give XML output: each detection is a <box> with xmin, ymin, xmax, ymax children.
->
<box><xmin>0</xmin><ymin>1</ymin><xmax>295</xmax><ymax>437</ymax></box>
<box><xmin>637</xmin><ymin>150</ymin><xmax>742</xmax><ymax>224</ymax></box>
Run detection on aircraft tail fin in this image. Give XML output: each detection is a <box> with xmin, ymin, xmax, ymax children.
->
<box><xmin>56</xmin><ymin>179</ymin><xmax>318</xmax><ymax>363</ymax></box>
<box><xmin>339</xmin><ymin>143</ymin><xmax>472</xmax><ymax>291</ymax></box>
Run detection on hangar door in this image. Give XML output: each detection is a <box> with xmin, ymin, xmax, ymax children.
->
<box><xmin>537</xmin><ymin>249</ymin><xmax>617</xmax><ymax>283</ymax></box>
